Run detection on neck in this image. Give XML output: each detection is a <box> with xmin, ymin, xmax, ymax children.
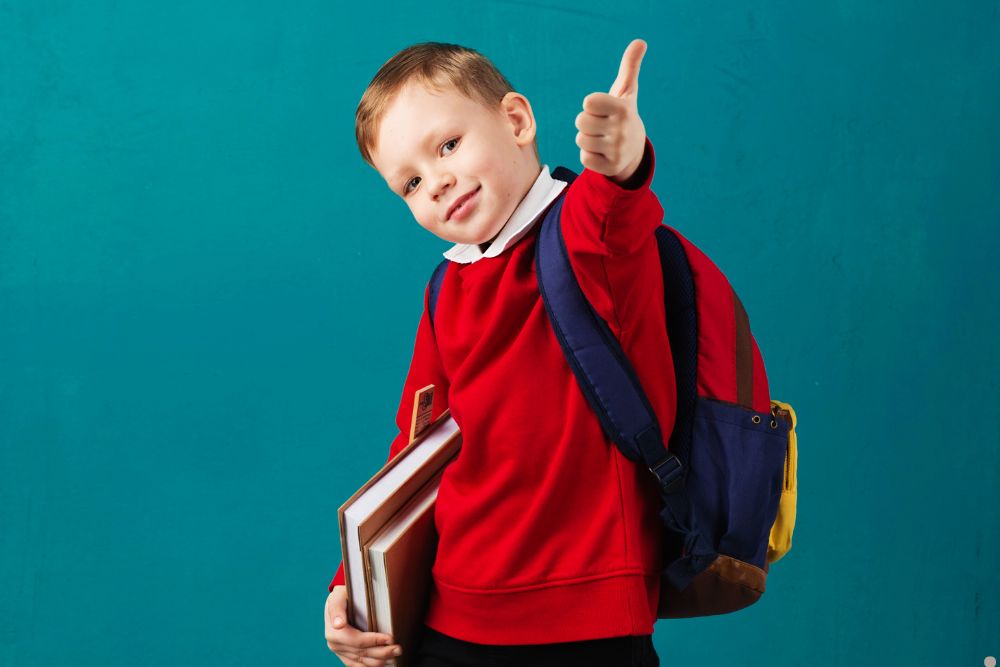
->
<box><xmin>478</xmin><ymin>227</ymin><xmax>507</xmax><ymax>253</ymax></box>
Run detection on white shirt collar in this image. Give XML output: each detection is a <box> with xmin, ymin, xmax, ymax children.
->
<box><xmin>442</xmin><ymin>165</ymin><xmax>567</xmax><ymax>264</ymax></box>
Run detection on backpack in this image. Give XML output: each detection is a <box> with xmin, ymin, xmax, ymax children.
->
<box><xmin>425</xmin><ymin>167</ymin><xmax>798</xmax><ymax>618</ymax></box>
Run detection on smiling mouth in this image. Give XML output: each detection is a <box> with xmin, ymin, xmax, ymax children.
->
<box><xmin>446</xmin><ymin>186</ymin><xmax>481</xmax><ymax>221</ymax></box>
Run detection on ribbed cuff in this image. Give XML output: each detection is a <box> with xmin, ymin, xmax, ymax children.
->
<box><xmin>578</xmin><ymin>137</ymin><xmax>656</xmax><ymax>195</ymax></box>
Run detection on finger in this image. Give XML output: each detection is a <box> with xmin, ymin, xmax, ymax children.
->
<box><xmin>575</xmin><ymin>111</ymin><xmax>607</xmax><ymax>136</ymax></box>
<box><xmin>346</xmin><ymin>647</ymin><xmax>381</xmax><ymax>667</ymax></box>
<box><xmin>331</xmin><ymin>644</ymin><xmax>371</xmax><ymax>661</ymax></box>
<box><xmin>580</xmin><ymin>149</ymin><xmax>615</xmax><ymax>175</ymax></box>
<box><xmin>609</xmin><ymin>38</ymin><xmax>647</xmax><ymax>98</ymax></box>
<box><xmin>326</xmin><ymin>624</ymin><xmax>394</xmax><ymax>650</ymax></box>
<box><xmin>327</xmin><ymin>587</ymin><xmax>348</xmax><ymax>627</ymax></box>
<box><xmin>354</xmin><ymin>644</ymin><xmax>403</xmax><ymax>661</ymax></box>
<box><xmin>357</xmin><ymin>631</ymin><xmax>396</xmax><ymax>648</ymax></box>
<box><xmin>337</xmin><ymin>655</ymin><xmax>362</xmax><ymax>667</ymax></box>
<box><xmin>346</xmin><ymin>645</ymin><xmax>401</xmax><ymax>667</ymax></box>
<box><xmin>582</xmin><ymin>92</ymin><xmax>621</xmax><ymax>117</ymax></box>
<box><xmin>331</xmin><ymin>642</ymin><xmax>397</xmax><ymax>667</ymax></box>
<box><xmin>358</xmin><ymin>653</ymin><xmax>395</xmax><ymax>667</ymax></box>
<box><xmin>328</xmin><ymin>638</ymin><xmax>395</xmax><ymax>655</ymax></box>
<box><xmin>324</xmin><ymin>606</ymin><xmax>348</xmax><ymax>634</ymax></box>
<box><xmin>328</xmin><ymin>644</ymin><xmax>361</xmax><ymax>666</ymax></box>
<box><xmin>575</xmin><ymin>132</ymin><xmax>609</xmax><ymax>155</ymax></box>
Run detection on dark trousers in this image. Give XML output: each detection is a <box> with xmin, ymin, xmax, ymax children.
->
<box><xmin>412</xmin><ymin>624</ymin><xmax>660</xmax><ymax>667</ymax></box>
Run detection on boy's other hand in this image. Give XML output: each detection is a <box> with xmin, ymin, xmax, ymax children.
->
<box><xmin>575</xmin><ymin>38</ymin><xmax>648</xmax><ymax>184</ymax></box>
<box><xmin>325</xmin><ymin>585</ymin><xmax>403</xmax><ymax>666</ymax></box>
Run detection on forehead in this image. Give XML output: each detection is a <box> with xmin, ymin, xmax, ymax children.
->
<box><xmin>371</xmin><ymin>81</ymin><xmax>498</xmax><ymax>175</ymax></box>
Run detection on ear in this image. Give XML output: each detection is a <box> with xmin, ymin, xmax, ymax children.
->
<box><xmin>499</xmin><ymin>92</ymin><xmax>536</xmax><ymax>147</ymax></box>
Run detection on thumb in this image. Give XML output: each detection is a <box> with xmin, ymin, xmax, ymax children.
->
<box><xmin>609</xmin><ymin>38</ymin><xmax>647</xmax><ymax>99</ymax></box>
<box><xmin>330</xmin><ymin>585</ymin><xmax>348</xmax><ymax>628</ymax></box>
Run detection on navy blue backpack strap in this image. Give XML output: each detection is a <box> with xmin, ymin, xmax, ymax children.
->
<box><xmin>654</xmin><ymin>226</ymin><xmax>698</xmax><ymax>477</ymax></box>
<box><xmin>427</xmin><ymin>258</ymin><xmax>450</xmax><ymax>329</ymax></box>
<box><xmin>550</xmin><ymin>165</ymin><xmax>578</xmax><ymax>185</ymax></box>
<box><xmin>536</xmin><ymin>167</ymin><xmax>714</xmax><ymax>590</ymax></box>
<box><xmin>535</xmin><ymin>196</ymin><xmax>681</xmax><ymax>483</ymax></box>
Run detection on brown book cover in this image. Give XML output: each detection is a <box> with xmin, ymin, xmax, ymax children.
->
<box><xmin>337</xmin><ymin>407</ymin><xmax>461</xmax><ymax>632</ymax></box>
<box><xmin>364</xmin><ymin>469</ymin><xmax>445</xmax><ymax>666</ymax></box>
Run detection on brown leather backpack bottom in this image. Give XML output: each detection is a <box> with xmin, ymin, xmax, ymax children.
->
<box><xmin>657</xmin><ymin>555</ymin><xmax>769</xmax><ymax>618</ymax></box>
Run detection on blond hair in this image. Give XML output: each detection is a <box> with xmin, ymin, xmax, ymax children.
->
<box><xmin>355</xmin><ymin>42</ymin><xmax>536</xmax><ymax>166</ymax></box>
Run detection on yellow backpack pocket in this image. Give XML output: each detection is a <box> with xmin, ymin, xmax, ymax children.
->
<box><xmin>767</xmin><ymin>400</ymin><xmax>798</xmax><ymax>564</ymax></box>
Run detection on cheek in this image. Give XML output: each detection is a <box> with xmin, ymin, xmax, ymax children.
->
<box><xmin>406</xmin><ymin>201</ymin><xmax>431</xmax><ymax>230</ymax></box>
<box><xmin>470</xmin><ymin>153</ymin><xmax>515</xmax><ymax>202</ymax></box>
<box><xmin>488</xmin><ymin>162</ymin><xmax>520</xmax><ymax>211</ymax></box>
<box><xmin>465</xmin><ymin>142</ymin><xmax>504</xmax><ymax>179</ymax></box>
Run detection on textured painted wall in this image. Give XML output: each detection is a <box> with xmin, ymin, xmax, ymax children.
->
<box><xmin>1</xmin><ymin>1</ymin><xmax>998</xmax><ymax>665</ymax></box>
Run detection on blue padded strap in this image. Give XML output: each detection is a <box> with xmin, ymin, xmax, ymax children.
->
<box><xmin>551</xmin><ymin>166</ymin><xmax>578</xmax><ymax>185</ymax></box>
<box><xmin>534</xmin><ymin>174</ymin><xmax>712</xmax><ymax>588</ymax></box>
<box><xmin>654</xmin><ymin>226</ymin><xmax>698</xmax><ymax>470</ymax></box>
<box><xmin>534</xmin><ymin>191</ymin><xmax>681</xmax><ymax>489</ymax></box>
<box><xmin>427</xmin><ymin>258</ymin><xmax>450</xmax><ymax>330</ymax></box>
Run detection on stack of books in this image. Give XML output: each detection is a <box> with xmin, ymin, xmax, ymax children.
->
<box><xmin>337</xmin><ymin>385</ymin><xmax>461</xmax><ymax>665</ymax></box>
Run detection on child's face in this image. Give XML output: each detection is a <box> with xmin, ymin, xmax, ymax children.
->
<box><xmin>370</xmin><ymin>81</ymin><xmax>540</xmax><ymax>246</ymax></box>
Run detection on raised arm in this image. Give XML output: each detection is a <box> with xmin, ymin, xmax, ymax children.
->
<box><xmin>561</xmin><ymin>39</ymin><xmax>666</xmax><ymax>341</ymax></box>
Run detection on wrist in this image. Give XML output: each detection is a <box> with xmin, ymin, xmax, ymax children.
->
<box><xmin>610</xmin><ymin>138</ymin><xmax>651</xmax><ymax>189</ymax></box>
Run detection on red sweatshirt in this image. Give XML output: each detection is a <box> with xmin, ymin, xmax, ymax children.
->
<box><xmin>330</xmin><ymin>140</ymin><xmax>676</xmax><ymax>645</ymax></box>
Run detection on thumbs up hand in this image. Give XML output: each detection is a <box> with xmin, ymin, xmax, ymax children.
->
<box><xmin>575</xmin><ymin>39</ymin><xmax>648</xmax><ymax>184</ymax></box>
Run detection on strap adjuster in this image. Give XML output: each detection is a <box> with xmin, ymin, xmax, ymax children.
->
<box><xmin>649</xmin><ymin>454</ymin><xmax>684</xmax><ymax>493</ymax></box>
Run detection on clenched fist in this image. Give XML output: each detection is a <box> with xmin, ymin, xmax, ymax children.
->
<box><xmin>575</xmin><ymin>38</ymin><xmax>648</xmax><ymax>184</ymax></box>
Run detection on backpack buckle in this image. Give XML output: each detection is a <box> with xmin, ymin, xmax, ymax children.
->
<box><xmin>649</xmin><ymin>454</ymin><xmax>684</xmax><ymax>494</ymax></box>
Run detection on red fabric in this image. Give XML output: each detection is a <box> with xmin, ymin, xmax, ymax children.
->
<box><xmin>678</xmin><ymin>235</ymin><xmax>738</xmax><ymax>405</ymax></box>
<box><xmin>330</xmin><ymin>140</ymin><xmax>675</xmax><ymax>644</ymax></box>
<box><xmin>675</xmin><ymin>231</ymin><xmax>772</xmax><ymax>413</ymax></box>
<box><xmin>330</xmin><ymin>561</ymin><xmax>345</xmax><ymax>589</ymax></box>
<box><xmin>750</xmin><ymin>336</ymin><xmax>772</xmax><ymax>413</ymax></box>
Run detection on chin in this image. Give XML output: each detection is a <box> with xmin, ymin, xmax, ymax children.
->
<box><xmin>439</xmin><ymin>223</ymin><xmax>490</xmax><ymax>246</ymax></box>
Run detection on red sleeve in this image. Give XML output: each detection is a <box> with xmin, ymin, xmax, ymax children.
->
<box><xmin>329</xmin><ymin>562</ymin><xmax>346</xmax><ymax>591</ymax></box>
<box><xmin>559</xmin><ymin>138</ymin><xmax>664</xmax><ymax>339</ymax></box>
<box><xmin>328</xmin><ymin>279</ymin><xmax>452</xmax><ymax>593</ymax></box>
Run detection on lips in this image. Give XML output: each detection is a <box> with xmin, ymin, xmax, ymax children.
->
<box><xmin>446</xmin><ymin>186</ymin><xmax>481</xmax><ymax>221</ymax></box>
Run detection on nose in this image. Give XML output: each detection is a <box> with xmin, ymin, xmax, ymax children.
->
<box><xmin>428</xmin><ymin>170</ymin><xmax>455</xmax><ymax>201</ymax></box>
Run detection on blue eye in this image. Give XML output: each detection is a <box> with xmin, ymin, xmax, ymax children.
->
<box><xmin>401</xmin><ymin>137</ymin><xmax>458</xmax><ymax>196</ymax></box>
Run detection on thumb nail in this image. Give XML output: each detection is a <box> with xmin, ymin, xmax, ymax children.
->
<box><xmin>334</xmin><ymin>617</ymin><xmax>343</xmax><ymax>626</ymax></box>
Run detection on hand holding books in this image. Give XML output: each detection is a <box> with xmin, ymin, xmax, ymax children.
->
<box><xmin>324</xmin><ymin>586</ymin><xmax>402</xmax><ymax>664</ymax></box>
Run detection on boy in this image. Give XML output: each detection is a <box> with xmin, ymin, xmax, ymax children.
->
<box><xmin>325</xmin><ymin>39</ymin><xmax>673</xmax><ymax>667</ymax></box>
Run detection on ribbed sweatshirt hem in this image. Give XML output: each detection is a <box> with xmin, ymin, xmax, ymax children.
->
<box><xmin>423</xmin><ymin>570</ymin><xmax>659</xmax><ymax>645</ymax></box>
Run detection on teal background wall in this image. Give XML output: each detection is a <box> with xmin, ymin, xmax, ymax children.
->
<box><xmin>2</xmin><ymin>0</ymin><xmax>997</xmax><ymax>665</ymax></box>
